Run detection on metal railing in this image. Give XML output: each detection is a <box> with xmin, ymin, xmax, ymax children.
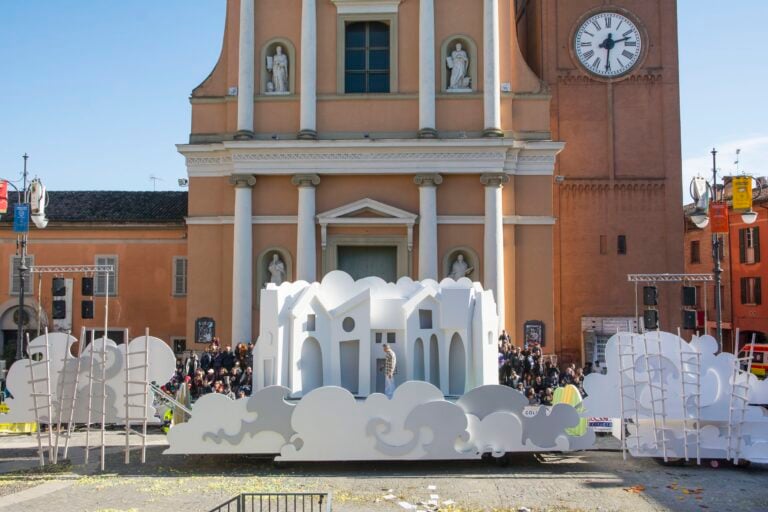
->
<box><xmin>209</xmin><ymin>493</ymin><xmax>331</xmax><ymax>512</ymax></box>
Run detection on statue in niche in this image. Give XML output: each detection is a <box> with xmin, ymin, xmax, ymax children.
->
<box><xmin>268</xmin><ymin>253</ymin><xmax>286</xmax><ymax>285</ymax></box>
<box><xmin>266</xmin><ymin>45</ymin><xmax>289</xmax><ymax>94</ymax></box>
<box><xmin>448</xmin><ymin>254</ymin><xmax>473</xmax><ymax>281</ymax></box>
<box><xmin>446</xmin><ymin>42</ymin><xmax>471</xmax><ymax>91</ymax></box>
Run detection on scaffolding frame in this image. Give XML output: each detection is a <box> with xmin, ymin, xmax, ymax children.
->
<box><xmin>627</xmin><ymin>274</ymin><xmax>712</xmax><ymax>334</ymax></box>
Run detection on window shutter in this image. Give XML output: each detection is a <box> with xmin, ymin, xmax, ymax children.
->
<box><xmin>739</xmin><ymin>228</ymin><xmax>747</xmax><ymax>263</ymax></box>
<box><xmin>754</xmin><ymin>228</ymin><xmax>761</xmax><ymax>263</ymax></box>
<box><xmin>756</xmin><ymin>278</ymin><xmax>762</xmax><ymax>306</ymax></box>
<box><xmin>741</xmin><ymin>278</ymin><xmax>748</xmax><ymax>305</ymax></box>
<box><xmin>174</xmin><ymin>257</ymin><xmax>187</xmax><ymax>296</ymax></box>
<box><xmin>95</xmin><ymin>256</ymin><xmax>117</xmax><ymax>295</ymax></box>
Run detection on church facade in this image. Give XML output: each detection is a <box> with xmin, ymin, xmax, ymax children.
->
<box><xmin>181</xmin><ymin>0</ymin><xmax>683</xmax><ymax>365</ymax></box>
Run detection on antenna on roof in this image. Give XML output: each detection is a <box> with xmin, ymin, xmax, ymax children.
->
<box><xmin>734</xmin><ymin>148</ymin><xmax>742</xmax><ymax>174</ymax></box>
<box><xmin>149</xmin><ymin>175</ymin><xmax>164</xmax><ymax>191</ymax></box>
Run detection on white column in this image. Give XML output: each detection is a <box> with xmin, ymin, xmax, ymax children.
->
<box><xmin>418</xmin><ymin>0</ymin><xmax>437</xmax><ymax>138</ymax></box>
<box><xmin>292</xmin><ymin>174</ymin><xmax>320</xmax><ymax>281</ymax></box>
<box><xmin>236</xmin><ymin>0</ymin><xmax>255</xmax><ymax>139</ymax></box>
<box><xmin>230</xmin><ymin>174</ymin><xmax>256</xmax><ymax>344</ymax></box>
<box><xmin>414</xmin><ymin>174</ymin><xmax>442</xmax><ymax>280</ymax></box>
<box><xmin>299</xmin><ymin>0</ymin><xmax>318</xmax><ymax>139</ymax></box>
<box><xmin>483</xmin><ymin>0</ymin><xmax>502</xmax><ymax>137</ymax></box>
<box><xmin>481</xmin><ymin>173</ymin><xmax>508</xmax><ymax>329</ymax></box>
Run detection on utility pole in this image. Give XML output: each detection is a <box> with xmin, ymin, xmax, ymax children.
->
<box><xmin>16</xmin><ymin>154</ymin><xmax>29</xmax><ymax>361</ymax></box>
<box><xmin>711</xmin><ymin>148</ymin><xmax>723</xmax><ymax>351</ymax></box>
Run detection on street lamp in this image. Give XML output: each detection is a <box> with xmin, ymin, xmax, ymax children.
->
<box><xmin>0</xmin><ymin>154</ymin><xmax>49</xmax><ymax>361</ymax></box>
<box><xmin>688</xmin><ymin>148</ymin><xmax>761</xmax><ymax>352</ymax></box>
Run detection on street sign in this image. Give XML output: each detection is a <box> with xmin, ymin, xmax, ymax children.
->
<box><xmin>709</xmin><ymin>202</ymin><xmax>729</xmax><ymax>234</ymax></box>
<box><xmin>732</xmin><ymin>176</ymin><xmax>753</xmax><ymax>212</ymax></box>
<box><xmin>13</xmin><ymin>204</ymin><xmax>29</xmax><ymax>233</ymax></box>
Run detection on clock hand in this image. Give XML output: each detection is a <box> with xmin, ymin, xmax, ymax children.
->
<box><xmin>613</xmin><ymin>37</ymin><xmax>633</xmax><ymax>44</ymax></box>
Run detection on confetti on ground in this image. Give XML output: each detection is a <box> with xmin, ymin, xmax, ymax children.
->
<box><xmin>442</xmin><ymin>499</ymin><xmax>456</xmax><ymax>506</ymax></box>
<box><xmin>427</xmin><ymin>485</ymin><xmax>436</xmax><ymax>491</ymax></box>
<box><xmin>398</xmin><ymin>501</ymin><xmax>415</xmax><ymax>510</ymax></box>
<box><xmin>624</xmin><ymin>485</ymin><xmax>646</xmax><ymax>494</ymax></box>
<box><xmin>383</xmin><ymin>493</ymin><xmax>396</xmax><ymax>500</ymax></box>
<box><xmin>430</xmin><ymin>494</ymin><xmax>439</xmax><ymax>500</ymax></box>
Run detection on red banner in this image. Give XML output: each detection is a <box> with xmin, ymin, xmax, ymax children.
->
<box><xmin>710</xmin><ymin>202</ymin><xmax>729</xmax><ymax>233</ymax></box>
<box><xmin>0</xmin><ymin>180</ymin><xmax>8</xmax><ymax>214</ymax></box>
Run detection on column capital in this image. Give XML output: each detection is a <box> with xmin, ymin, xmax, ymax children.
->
<box><xmin>413</xmin><ymin>174</ymin><xmax>443</xmax><ymax>187</ymax></box>
<box><xmin>229</xmin><ymin>174</ymin><xmax>257</xmax><ymax>188</ymax></box>
<box><xmin>292</xmin><ymin>174</ymin><xmax>321</xmax><ymax>187</ymax></box>
<box><xmin>480</xmin><ymin>173</ymin><xmax>510</xmax><ymax>188</ymax></box>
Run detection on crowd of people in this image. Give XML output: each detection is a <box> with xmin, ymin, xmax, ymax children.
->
<box><xmin>161</xmin><ymin>338</ymin><xmax>254</xmax><ymax>401</ymax></box>
<box><xmin>497</xmin><ymin>329</ymin><xmax>596</xmax><ymax>406</ymax></box>
<box><xmin>161</xmin><ymin>331</ymin><xmax>598</xmax><ymax>407</ymax></box>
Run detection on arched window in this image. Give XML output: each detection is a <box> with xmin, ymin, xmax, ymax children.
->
<box><xmin>345</xmin><ymin>21</ymin><xmax>390</xmax><ymax>93</ymax></box>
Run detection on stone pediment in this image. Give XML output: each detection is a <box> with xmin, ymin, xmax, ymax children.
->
<box><xmin>317</xmin><ymin>198</ymin><xmax>417</xmax><ymax>225</ymax></box>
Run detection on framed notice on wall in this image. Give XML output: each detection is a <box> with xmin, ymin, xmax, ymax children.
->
<box><xmin>524</xmin><ymin>320</ymin><xmax>545</xmax><ymax>348</ymax></box>
<box><xmin>195</xmin><ymin>317</ymin><xmax>215</xmax><ymax>343</ymax></box>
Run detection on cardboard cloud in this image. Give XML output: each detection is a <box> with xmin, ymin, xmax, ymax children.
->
<box><xmin>583</xmin><ymin>331</ymin><xmax>768</xmax><ymax>463</ymax></box>
<box><xmin>165</xmin><ymin>381</ymin><xmax>595</xmax><ymax>461</ymax></box>
<box><xmin>0</xmin><ymin>333</ymin><xmax>176</xmax><ymax>425</ymax></box>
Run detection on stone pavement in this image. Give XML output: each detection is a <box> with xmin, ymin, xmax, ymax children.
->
<box><xmin>0</xmin><ymin>431</ymin><xmax>766</xmax><ymax>512</ymax></box>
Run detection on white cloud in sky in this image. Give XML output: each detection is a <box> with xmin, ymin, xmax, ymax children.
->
<box><xmin>682</xmin><ymin>136</ymin><xmax>768</xmax><ymax>202</ymax></box>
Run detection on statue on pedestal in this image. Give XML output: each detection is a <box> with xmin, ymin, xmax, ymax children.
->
<box><xmin>448</xmin><ymin>254</ymin><xmax>473</xmax><ymax>281</ymax></box>
<box><xmin>266</xmin><ymin>46</ymin><xmax>289</xmax><ymax>94</ymax></box>
<box><xmin>447</xmin><ymin>43</ymin><xmax>471</xmax><ymax>91</ymax></box>
<box><xmin>268</xmin><ymin>253</ymin><xmax>286</xmax><ymax>285</ymax></box>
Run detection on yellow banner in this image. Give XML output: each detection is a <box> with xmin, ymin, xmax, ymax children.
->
<box><xmin>733</xmin><ymin>176</ymin><xmax>753</xmax><ymax>212</ymax></box>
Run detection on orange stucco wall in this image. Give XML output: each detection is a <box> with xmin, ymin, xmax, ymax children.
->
<box><xmin>0</xmin><ymin>226</ymin><xmax>187</xmax><ymax>349</ymax></box>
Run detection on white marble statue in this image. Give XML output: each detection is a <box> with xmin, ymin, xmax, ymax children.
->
<box><xmin>447</xmin><ymin>43</ymin><xmax>470</xmax><ymax>91</ymax></box>
<box><xmin>268</xmin><ymin>254</ymin><xmax>286</xmax><ymax>285</ymax></box>
<box><xmin>267</xmin><ymin>46</ymin><xmax>289</xmax><ymax>94</ymax></box>
<box><xmin>448</xmin><ymin>254</ymin><xmax>473</xmax><ymax>280</ymax></box>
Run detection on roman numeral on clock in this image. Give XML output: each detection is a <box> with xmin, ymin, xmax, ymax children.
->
<box><xmin>622</xmin><ymin>50</ymin><xmax>635</xmax><ymax>60</ymax></box>
<box><xmin>625</xmin><ymin>41</ymin><xmax>637</xmax><ymax>47</ymax></box>
<box><xmin>593</xmin><ymin>57</ymin><xmax>601</xmax><ymax>69</ymax></box>
<box><xmin>605</xmin><ymin>16</ymin><xmax>612</xmax><ymax>28</ymax></box>
<box><xmin>592</xmin><ymin>20</ymin><xmax>601</xmax><ymax>31</ymax></box>
<box><xmin>581</xmin><ymin>42</ymin><xmax>592</xmax><ymax>47</ymax></box>
<box><xmin>582</xmin><ymin>50</ymin><xmax>595</xmax><ymax>60</ymax></box>
<box><xmin>623</xmin><ymin>29</ymin><xmax>633</xmax><ymax>37</ymax></box>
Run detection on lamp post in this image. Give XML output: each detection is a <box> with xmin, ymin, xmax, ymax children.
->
<box><xmin>688</xmin><ymin>148</ymin><xmax>759</xmax><ymax>352</ymax></box>
<box><xmin>711</xmin><ymin>149</ymin><xmax>724</xmax><ymax>349</ymax></box>
<box><xmin>1</xmin><ymin>154</ymin><xmax>35</xmax><ymax>361</ymax></box>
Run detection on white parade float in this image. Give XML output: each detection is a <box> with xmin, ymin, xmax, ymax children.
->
<box><xmin>3</xmin><ymin>272</ymin><xmax>768</xmax><ymax>467</ymax></box>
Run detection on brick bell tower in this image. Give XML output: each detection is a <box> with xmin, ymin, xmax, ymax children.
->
<box><xmin>516</xmin><ymin>0</ymin><xmax>684</xmax><ymax>363</ymax></box>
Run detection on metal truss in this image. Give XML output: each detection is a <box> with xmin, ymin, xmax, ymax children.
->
<box><xmin>627</xmin><ymin>273</ymin><xmax>713</xmax><ymax>283</ymax></box>
<box><xmin>29</xmin><ymin>265</ymin><xmax>114</xmax><ymax>274</ymax></box>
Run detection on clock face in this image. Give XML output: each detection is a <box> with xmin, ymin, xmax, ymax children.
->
<box><xmin>574</xmin><ymin>12</ymin><xmax>643</xmax><ymax>78</ymax></box>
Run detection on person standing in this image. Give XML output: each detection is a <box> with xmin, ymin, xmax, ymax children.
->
<box><xmin>383</xmin><ymin>344</ymin><xmax>397</xmax><ymax>399</ymax></box>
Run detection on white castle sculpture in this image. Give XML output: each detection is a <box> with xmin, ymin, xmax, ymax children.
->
<box><xmin>253</xmin><ymin>271</ymin><xmax>500</xmax><ymax>398</ymax></box>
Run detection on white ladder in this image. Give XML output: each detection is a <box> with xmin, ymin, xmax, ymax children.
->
<box><xmin>642</xmin><ymin>331</ymin><xmax>670</xmax><ymax>462</ymax></box>
<box><xmin>61</xmin><ymin>327</ymin><xmax>87</xmax><ymax>461</ymax></box>
<box><xmin>727</xmin><ymin>332</ymin><xmax>755</xmax><ymax>464</ymax></box>
<box><xmin>616</xmin><ymin>332</ymin><xmax>642</xmax><ymax>460</ymax></box>
<box><xmin>84</xmin><ymin>330</ymin><xmax>108</xmax><ymax>471</ymax></box>
<box><xmin>26</xmin><ymin>330</ymin><xmax>54</xmax><ymax>467</ymax></box>
<box><xmin>124</xmin><ymin>328</ymin><xmax>151</xmax><ymax>464</ymax></box>
<box><xmin>677</xmin><ymin>328</ymin><xmax>702</xmax><ymax>464</ymax></box>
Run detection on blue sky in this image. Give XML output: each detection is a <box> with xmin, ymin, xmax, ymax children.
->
<box><xmin>1</xmin><ymin>1</ymin><xmax>766</xmax><ymax>198</ymax></box>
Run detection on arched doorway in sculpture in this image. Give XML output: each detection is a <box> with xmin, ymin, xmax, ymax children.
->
<box><xmin>413</xmin><ymin>337</ymin><xmax>425</xmax><ymax>381</ymax></box>
<box><xmin>429</xmin><ymin>334</ymin><xmax>440</xmax><ymax>388</ymax></box>
<box><xmin>300</xmin><ymin>337</ymin><xmax>323</xmax><ymax>395</ymax></box>
<box><xmin>448</xmin><ymin>332</ymin><xmax>466</xmax><ymax>395</ymax></box>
